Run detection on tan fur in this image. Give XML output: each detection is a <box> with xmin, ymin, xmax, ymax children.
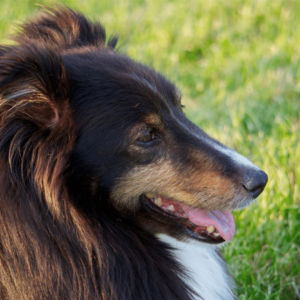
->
<box><xmin>111</xmin><ymin>157</ymin><xmax>242</xmax><ymax>212</ymax></box>
<box><xmin>143</xmin><ymin>114</ymin><xmax>161</xmax><ymax>126</ymax></box>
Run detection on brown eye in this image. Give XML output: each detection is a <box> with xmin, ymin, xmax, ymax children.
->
<box><xmin>138</xmin><ymin>131</ymin><xmax>155</xmax><ymax>143</ymax></box>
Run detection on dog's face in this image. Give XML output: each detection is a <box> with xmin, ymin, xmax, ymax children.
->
<box><xmin>66</xmin><ymin>50</ymin><xmax>268</xmax><ymax>244</ymax></box>
<box><xmin>0</xmin><ymin>8</ymin><xmax>267</xmax><ymax>246</ymax></box>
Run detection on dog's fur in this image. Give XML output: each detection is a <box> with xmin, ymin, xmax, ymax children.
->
<box><xmin>0</xmin><ymin>7</ymin><xmax>267</xmax><ymax>300</ymax></box>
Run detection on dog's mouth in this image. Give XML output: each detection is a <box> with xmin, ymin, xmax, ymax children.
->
<box><xmin>144</xmin><ymin>193</ymin><xmax>235</xmax><ymax>244</ymax></box>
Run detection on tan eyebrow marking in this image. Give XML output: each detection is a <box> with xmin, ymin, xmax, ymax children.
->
<box><xmin>143</xmin><ymin>114</ymin><xmax>161</xmax><ymax>125</ymax></box>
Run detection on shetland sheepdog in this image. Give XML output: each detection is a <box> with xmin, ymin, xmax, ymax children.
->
<box><xmin>0</xmin><ymin>7</ymin><xmax>267</xmax><ymax>300</ymax></box>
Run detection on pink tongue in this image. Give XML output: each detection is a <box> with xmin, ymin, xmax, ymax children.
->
<box><xmin>180</xmin><ymin>203</ymin><xmax>235</xmax><ymax>241</ymax></box>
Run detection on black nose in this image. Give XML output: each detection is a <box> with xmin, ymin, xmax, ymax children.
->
<box><xmin>242</xmin><ymin>169</ymin><xmax>268</xmax><ymax>198</ymax></box>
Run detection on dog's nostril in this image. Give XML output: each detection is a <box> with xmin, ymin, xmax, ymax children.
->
<box><xmin>242</xmin><ymin>170</ymin><xmax>268</xmax><ymax>199</ymax></box>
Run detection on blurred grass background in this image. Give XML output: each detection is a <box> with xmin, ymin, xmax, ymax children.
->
<box><xmin>0</xmin><ymin>0</ymin><xmax>299</xmax><ymax>299</ymax></box>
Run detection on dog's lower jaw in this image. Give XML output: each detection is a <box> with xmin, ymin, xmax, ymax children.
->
<box><xmin>157</xmin><ymin>234</ymin><xmax>237</xmax><ymax>300</ymax></box>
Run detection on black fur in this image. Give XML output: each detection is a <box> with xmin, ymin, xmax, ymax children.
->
<box><xmin>0</xmin><ymin>7</ymin><xmax>196</xmax><ymax>300</ymax></box>
<box><xmin>0</xmin><ymin>6</ymin><xmax>266</xmax><ymax>300</ymax></box>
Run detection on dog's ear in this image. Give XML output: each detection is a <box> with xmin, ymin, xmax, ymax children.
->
<box><xmin>0</xmin><ymin>43</ymin><xmax>71</xmax><ymax>130</ymax></box>
<box><xmin>0</xmin><ymin>43</ymin><xmax>75</xmax><ymax>206</ymax></box>
<box><xmin>15</xmin><ymin>6</ymin><xmax>118</xmax><ymax>49</ymax></box>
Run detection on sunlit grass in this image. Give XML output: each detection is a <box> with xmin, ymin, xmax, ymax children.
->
<box><xmin>0</xmin><ymin>0</ymin><xmax>299</xmax><ymax>299</ymax></box>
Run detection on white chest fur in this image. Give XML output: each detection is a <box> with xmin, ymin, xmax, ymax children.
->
<box><xmin>157</xmin><ymin>234</ymin><xmax>235</xmax><ymax>300</ymax></box>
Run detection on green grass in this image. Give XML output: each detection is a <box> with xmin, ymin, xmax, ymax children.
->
<box><xmin>0</xmin><ymin>0</ymin><xmax>299</xmax><ymax>299</ymax></box>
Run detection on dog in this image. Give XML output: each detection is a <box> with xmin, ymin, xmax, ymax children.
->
<box><xmin>0</xmin><ymin>7</ymin><xmax>268</xmax><ymax>300</ymax></box>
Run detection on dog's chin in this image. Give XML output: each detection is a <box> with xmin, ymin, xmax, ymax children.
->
<box><xmin>139</xmin><ymin>194</ymin><xmax>241</xmax><ymax>245</ymax></box>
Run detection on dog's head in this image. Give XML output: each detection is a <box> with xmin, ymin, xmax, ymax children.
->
<box><xmin>0</xmin><ymin>7</ymin><xmax>267</xmax><ymax>245</ymax></box>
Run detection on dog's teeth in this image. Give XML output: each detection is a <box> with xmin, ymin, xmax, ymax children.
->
<box><xmin>155</xmin><ymin>198</ymin><xmax>162</xmax><ymax>206</ymax></box>
<box><xmin>145</xmin><ymin>193</ymin><xmax>156</xmax><ymax>199</ymax></box>
<box><xmin>168</xmin><ymin>205</ymin><xmax>175</xmax><ymax>212</ymax></box>
<box><xmin>213</xmin><ymin>232</ymin><xmax>220</xmax><ymax>237</ymax></box>
<box><xmin>207</xmin><ymin>225</ymin><xmax>215</xmax><ymax>233</ymax></box>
